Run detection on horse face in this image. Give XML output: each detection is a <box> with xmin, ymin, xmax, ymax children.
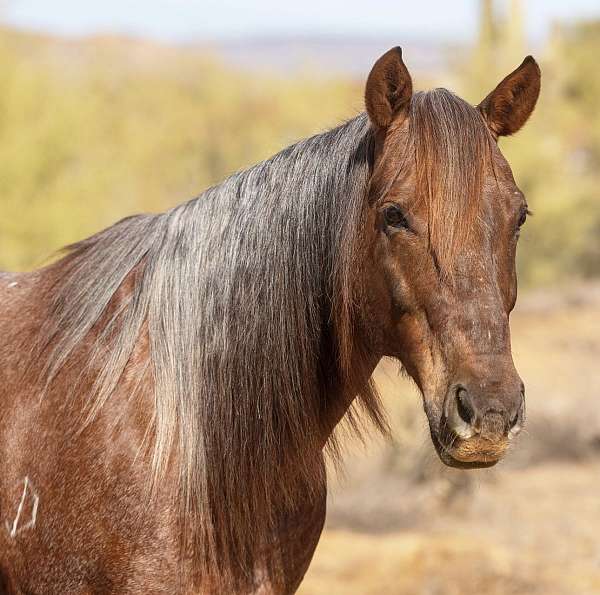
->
<box><xmin>363</xmin><ymin>48</ymin><xmax>540</xmax><ymax>468</ymax></box>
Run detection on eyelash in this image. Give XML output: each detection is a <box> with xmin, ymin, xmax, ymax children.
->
<box><xmin>518</xmin><ymin>207</ymin><xmax>532</xmax><ymax>228</ymax></box>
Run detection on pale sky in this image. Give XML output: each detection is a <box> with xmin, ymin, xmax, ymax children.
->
<box><xmin>3</xmin><ymin>0</ymin><xmax>600</xmax><ymax>43</ymax></box>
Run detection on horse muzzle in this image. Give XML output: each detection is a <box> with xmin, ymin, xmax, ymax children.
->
<box><xmin>430</xmin><ymin>381</ymin><xmax>525</xmax><ymax>468</ymax></box>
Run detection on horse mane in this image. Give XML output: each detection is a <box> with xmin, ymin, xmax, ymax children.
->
<box><xmin>36</xmin><ymin>89</ymin><xmax>493</xmax><ymax>590</ymax></box>
<box><xmin>37</xmin><ymin>113</ymin><xmax>384</xmax><ymax>590</ymax></box>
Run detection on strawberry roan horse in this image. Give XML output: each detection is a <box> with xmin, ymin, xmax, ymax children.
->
<box><xmin>0</xmin><ymin>48</ymin><xmax>540</xmax><ymax>593</ymax></box>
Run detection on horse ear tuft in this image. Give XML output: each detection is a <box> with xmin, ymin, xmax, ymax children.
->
<box><xmin>365</xmin><ymin>47</ymin><xmax>413</xmax><ymax>130</ymax></box>
<box><xmin>478</xmin><ymin>56</ymin><xmax>541</xmax><ymax>138</ymax></box>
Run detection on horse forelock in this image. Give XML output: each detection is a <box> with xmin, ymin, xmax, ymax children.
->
<box><xmin>409</xmin><ymin>89</ymin><xmax>495</xmax><ymax>276</ymax></box>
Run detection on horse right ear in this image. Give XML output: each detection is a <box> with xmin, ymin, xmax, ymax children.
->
<box><xmin>365</xmin><ymin>47</ymin><xmax>413</xmax><ymax>130</ymax></box>
<box><xmin>478</xmin><ymin>56</ymin><xmax>541</xmax><ymax>138</ymax></box>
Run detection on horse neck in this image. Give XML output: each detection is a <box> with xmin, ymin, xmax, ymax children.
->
<box><xmin>317</xmin><ymin>327</ymin><xmax>382</xmax><ymax>448</ymax></box>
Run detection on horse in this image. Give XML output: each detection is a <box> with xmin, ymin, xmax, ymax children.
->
<box><xmin>0</xmin><ymin>47</ymin><xmax>540</xmax><ymax>593</ymax></box>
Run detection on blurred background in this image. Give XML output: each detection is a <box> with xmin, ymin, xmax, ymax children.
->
<box><xmin>1</xmin><ymin>1</ymin><xmax>599</xmax><ymax>593</ymax></box>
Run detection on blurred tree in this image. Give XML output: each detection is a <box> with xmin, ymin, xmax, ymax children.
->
<box><xmin>506</xmin><ymin>0</ymin><xmax>525</xmax><ymax>67</ymax></box>
<box><xmin>469</xmin><ymin>0</ymin><xmax>498</xmax><ymax>96</ymax></box>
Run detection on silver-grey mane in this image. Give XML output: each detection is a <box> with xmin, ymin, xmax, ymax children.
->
<box><xmin>38</xmin><ymin>112</ymin><xmax>384</xmax><ymax>589</ymax></box>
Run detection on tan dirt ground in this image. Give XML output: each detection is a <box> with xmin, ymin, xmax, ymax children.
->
<box><xmin>299</xmin><ymin>284</ymin><xmax>600</xmax><ymax>595</ymax></box>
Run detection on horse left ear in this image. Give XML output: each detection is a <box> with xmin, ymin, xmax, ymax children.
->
<box><xmin>365</xmin><ymin>47</ymin><xmax>413</xmax><ymax>130</ymax></box>
<box><xmin>478</xmin><ymin>56</ymin><xmax>541</xmax><ymax>138</ymax></box>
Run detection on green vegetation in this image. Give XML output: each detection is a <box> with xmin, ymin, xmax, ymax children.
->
<box><xmin>0</xmin><ymin>21</ymin><xmax>598</xmax><ymax>286</ymax></box>
<box><xmin>0</xmin><ymin>30</ymin><xmax>361</xmax><ymax>270</ymax></box>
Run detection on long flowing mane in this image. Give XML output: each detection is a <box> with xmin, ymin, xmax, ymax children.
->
<box><xmin>37</xmin><ymin>113</ymin><xmax>384</xmax><ymax>589</ymax></box>
<box><xmin>35</xmin><ymin>89</ymin><xmax>492</xmax><ymax>589</ymax></box>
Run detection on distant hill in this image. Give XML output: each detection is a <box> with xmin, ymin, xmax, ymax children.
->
<box><xmin>2</xmin><ymin>25</ymin><xmax>458</xmax><ymax>81</ymax></box>
<box><xmin>192</xmin><ymin>35</ymin><xmax>462</xmax><ymax>80</ymax></box>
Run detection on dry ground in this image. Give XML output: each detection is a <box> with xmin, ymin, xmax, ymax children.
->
<box><xmin>299</xmin><ymin>283</ymin><xmax>600</xmax><ymax>595</ymax></box>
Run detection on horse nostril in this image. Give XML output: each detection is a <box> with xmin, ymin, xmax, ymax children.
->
<box><xmin>510</xmin><ymin>409</ymin><xmax>519</xmax><ymax>429</ymax></box>
<box><xmin>456</xmin><ymin>387</ymin><xmax>475</xmax><ymax>425</ymax></box>
<box><xmin>509</xmin><ymin>394</ymin><xmax>525</xmax><ymax>435</ymax></box>
<box><xmin>443</xmin><ymin>385</ymin><xmax>477</xmax><ymax>440</ymax></box>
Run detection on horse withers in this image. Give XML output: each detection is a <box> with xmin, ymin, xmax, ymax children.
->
<box><xmin>0</xmin><ymin>47</ymin><xmax>540</xmax><ymax>593</ymax></box>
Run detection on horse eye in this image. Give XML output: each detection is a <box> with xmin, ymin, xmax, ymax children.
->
<box><xmin>517</xmin><ymin>207</ymin><xmax>531</xmax><ymax>228</ymax></box>
<box><xmin>383</xmin><ymin>205</ymin><xmax>410</xmax><ymax>230</ymax></box>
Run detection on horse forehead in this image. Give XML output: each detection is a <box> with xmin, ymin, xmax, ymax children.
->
<box><xmin>454</xmin><ymin>249</ymin><xmax>498</xmax><ymax>279</ymax></box>
<box><xmin>481</xmin><ymin>171</ymin><xmax>522</xmax><ymax>225</ymax></box>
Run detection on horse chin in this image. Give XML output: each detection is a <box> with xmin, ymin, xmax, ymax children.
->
<box><xmin>429</xmin><ymin>430</ymin><xmax>502</xmax><ymax>470</ymax></box>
